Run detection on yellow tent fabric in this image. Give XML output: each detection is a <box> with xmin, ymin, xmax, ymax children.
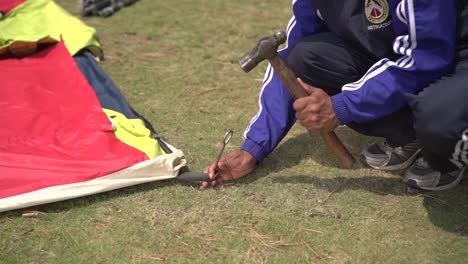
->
<box><xmin>0</xmin><ymin>0</ymin><xmax>102</xmax><ymax>58</ymax></box>
<box><xmin>103</xmin><ymin>109</ymin><xmax>166</xmax><ymax>159</ymax></box>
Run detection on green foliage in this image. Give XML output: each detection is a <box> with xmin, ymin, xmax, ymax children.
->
<box><xmin>1</xmin><ymin>0</ymin><xmax>468</xmax><ymax>263</ymax></box>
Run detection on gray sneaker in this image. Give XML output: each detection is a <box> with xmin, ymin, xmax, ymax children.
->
<box><xmin>404</xmin><ymin>157</ymin><xmax>466</xmax><ymax>191</ymax></box>
<box><xmin>362</xmin><ymin>141</ymin><xmax>421</xmax><ymax>171</ymax></box>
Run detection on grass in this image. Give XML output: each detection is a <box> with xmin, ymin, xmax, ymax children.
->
<box><xmin>1</xmin><ymin>0</ymin><xmax>468</xmax><ymax>263</ymax></box>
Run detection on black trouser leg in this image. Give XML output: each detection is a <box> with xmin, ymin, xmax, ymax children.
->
<box><xmin>286</xmin><ymin>32</ymin><xmax>416</xmax><ymax>147</ymax></box>
<box><xmin>407</xmin><ymin>56</ymin><xmax>468</xmax><ymax>172</ymax></box>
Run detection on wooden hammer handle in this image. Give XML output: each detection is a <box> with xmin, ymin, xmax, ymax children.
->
<box><xmin>269</xmin><ymin>54</ymin><xmax>355</xmax><ymax>169</ymax></box>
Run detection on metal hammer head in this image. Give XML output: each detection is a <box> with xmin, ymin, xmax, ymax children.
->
<box><xmin>239</xmin><ymin>30</ymin><xmax>287</xmax><ymax>73</ymax></box>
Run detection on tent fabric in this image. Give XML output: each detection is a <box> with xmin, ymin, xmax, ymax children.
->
<box><xmin>103</xmin><ymin>108</ymin><xmax>166</xmax><ymax>159</ymax></box>
<box><xmin>0</xmin><ymin>150</ymin><xmax>185</xmax><ymax>212</ymax></box>
<box><xmin>0</xmin><ymin>0</ymin><xmax>102</xmax><ymax>58</ymax></box>
<box><xmin>74</xmin><ymin>51</ymin><xmax>138</xmax><ymax>119</ymax></box>
<box><xmin>0</xmin><ymin>42</ymin><xmax>186</xmax><ymax>212</ymax></box>
<box><xmin>0</xmin><ymin>0</ymin><xmax>25</xmax><ymax>13</ymax></box>
<box><xmin>74</xmin><ymin>51</ymin><xmax>167</xmax><ymax>159</ymax></box>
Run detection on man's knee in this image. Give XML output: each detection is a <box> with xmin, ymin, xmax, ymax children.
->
<box><xmin>285</xmin><ymin>33</ymin><xmax>363</xmax><ymax>95</ymax></box>
<box><xmin>286</xmin><ymin>40</ymin><xmax>322</xmax><ymax>83</ymax></box>
<box><xmin>411</xmin><ymin>75</ymin><xmax>468</xmax><ymax>142</ymax></box>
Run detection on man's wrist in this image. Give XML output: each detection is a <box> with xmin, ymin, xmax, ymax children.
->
<box><xmin>240</xmin><ymin>139</ymin><xmax>266</xmax><ymax>164</ymax></box>
<box><xmin>331</xmin><ymin>93</ymin><xmax>352</xmax><ymax>124</ymax></box>
<box><xmin>240</xmin><ymin>150</ymin><xmax>257</xmax><ymax>167</ymax></box>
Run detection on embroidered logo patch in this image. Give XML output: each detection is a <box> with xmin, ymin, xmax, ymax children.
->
<box><xmin>365</xmin><ymin>0</ymin><xmax>389</xmax><ymax>24</ymax></box>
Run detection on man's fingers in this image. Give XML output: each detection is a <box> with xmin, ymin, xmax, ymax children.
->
<box><xmin>293</xmin><ymin>98</ymin><xmax>309</xmax><ymax>112</ymax></box>
<box><xmin>211</xmin><ymin>176</ymin><xmax>223</xmax><ymax>187</ymax></box>
<box><xmin>199</xmin><ymin>175</ymin><xmax>224</xmax><ymax>190</ymax></box>
<box><xmin>207</xmin><ymin>162</ymin><xmax>219</xmax><ymax>180</ymax></box>
<box><xmin>295</xmin><ymin>105</ymin><xmax>320</xmax><ymax>119</ymax></box>
<box><xmin>216</xmin><ymin>160</ymin><xmax>234</xmax><ymax>179</ymax></box>
<box><xmin>199</xmin><ymin>180</ymin><xmax>210</xmax><ymax>190</ymax></box>
<box><xmin>217</xmin><ymin>159</ymin><xmax>229</xmax><ymax>170</ymax></box>
<box><xmin>201</xmin><ymin>150</ymin><xmax>256</xmax><ymax>190</ymax></box>
<box><xmin>293</xmin><ymin>95</ymin><xmax>320</xmax><ymax>112</ymax></box>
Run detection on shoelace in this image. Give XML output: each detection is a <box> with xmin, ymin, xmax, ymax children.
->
<box><xmin>382</xmin><ymin>141</ymin><xmax>420</xmax><ymax>159</ymax></box>
<box><xmin>414</xmin><ymin>157</ymin><xmax>430</xmax><ymax>168</ymax></box>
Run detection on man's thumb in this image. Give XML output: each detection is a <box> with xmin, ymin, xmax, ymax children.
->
<box><xmin>297</xmin><ymin>78</ymin><xmax>316</xmax><ymax>95</ymax></box>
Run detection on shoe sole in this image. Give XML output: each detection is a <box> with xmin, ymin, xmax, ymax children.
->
<box><xmin>362</xmin><ymin>149</ymin><xmax>421</xmax><ymax>171</ymax></box>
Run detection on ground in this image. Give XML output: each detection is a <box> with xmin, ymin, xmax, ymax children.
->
<box><xmin>1</xmin><ymin>0</ymin><xmax>468</xmax><ymax>263</ymax></box>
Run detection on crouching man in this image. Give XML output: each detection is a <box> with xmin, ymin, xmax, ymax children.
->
<box><xmin>203</xmin><ymin>0</ymin><xmax>468</xmax><ymax>192</ymax></box>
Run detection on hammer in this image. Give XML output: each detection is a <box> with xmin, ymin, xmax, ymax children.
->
<box><xmin>239</xmin><ymin>30</ymin><xmax>355</xmax><ymax>169</ymax></box>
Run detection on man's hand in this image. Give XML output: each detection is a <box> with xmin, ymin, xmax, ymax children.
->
<box><xmin>293</xmin><ymin>78</ymin><xmax>340</xmax><ymax>133</ymax></box>
<box><xmin>200</xmin><ymin>150</ymin><xmax>257</xmax><ymax>190</ymax></box>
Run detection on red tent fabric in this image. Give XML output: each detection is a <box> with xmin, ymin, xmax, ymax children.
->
<box><xmin>0</xmin><ymin>0</ymin><xmax>25</xmax><ymax>13</ymax></box>
<box><xmin>0</xmin><ymin>43</ymin><xmax>149</xmax><ymax>199</ymax></box>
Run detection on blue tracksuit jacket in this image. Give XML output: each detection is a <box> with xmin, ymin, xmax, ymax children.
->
<box><xmin>241</xmin><ymin>0</ymin><xmax>457</xmax><ymax>163</ymax></box>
